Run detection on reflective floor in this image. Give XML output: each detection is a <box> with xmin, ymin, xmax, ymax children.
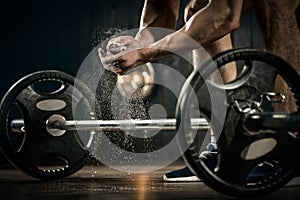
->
<box><xmin>1</xmin><ymin>161</ymin><xmax>300</xmax><ymax>200</ymax></box>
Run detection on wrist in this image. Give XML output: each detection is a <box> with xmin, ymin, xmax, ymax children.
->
<box><xmin>139</xmin><ymin>47</ymin><xmax>167</xmax><ymax>63</ymax></box>
<box><xmin>140</xmin><ymin>44</ymin><xmax>174</xmax><ymax>63</ymax></box>
<box><xmin>138</xmin><ymin>48</ymin><xmax>153</xmax><ymax>63</ymax></box>
<box><xmin>135</xmin><ymin>29</ymin><xmax>155</xmax><ymax>47</ymax></box>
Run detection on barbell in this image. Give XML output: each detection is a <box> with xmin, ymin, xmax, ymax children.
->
<box><xmin>0</xmin><ymin>68</ymin><xmax>211</xmax><ymax>180</ymax></box>
<box><xmin>11</xmin><ymin>116</ymin><xmax>209</xmax><ymax>134</ymax></box>
<box><xmin>0</xmin><ymin>48</ymin><xmax>300</xmax><ymax>198</ymax></box>
<box><xmin>178</xmin><ymin>48</ymin><xmax>300</xmax><ymax>198</ymax></box>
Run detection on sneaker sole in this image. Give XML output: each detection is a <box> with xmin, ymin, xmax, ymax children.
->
<box><xmin>162</xmin><ymin>175</ymin><xmax>201</xmax><ymax>182</ymax></box>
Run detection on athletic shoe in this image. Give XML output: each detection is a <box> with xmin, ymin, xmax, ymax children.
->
<box><xmin>246</xmin><ymin>161</ymin><xmax>281</xmax><ymax>183</ymax></box>
<box><xmin>163</xmin><ymin>166</ymin><xmax>200</xmax><ymax>182</ymax></box>
<box><xmin>163</xmin><ymin>147</ymin><xmax>282</xmax><ymax>182</ymax></box>
<box><xmin>163</xmin><ymin>145</ymin><xmax>217</xmax><ymax>182</ymax></box>
<box><xmin>199</xmin><ymin>149</ymin><xmax>218</xmax><ymax>171</ymax></box>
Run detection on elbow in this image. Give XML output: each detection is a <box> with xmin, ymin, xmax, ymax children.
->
<box><xmin>148</xmin><ymin>0</ymin><xmax>180</xmax><ymax>26</ymax></box>
<box><xmin>215</xmin><ymin>6</ymin><xmax>241</xmax><ymax>33</ymax></box>
<box><xmin>154</xmin><ymin>0</ymin><xmax>180</xmax><ymax>21</ymax></box>
<box><xmin>163</xmin><ymin>8</ymin><xmax>179</xmax><ymax>24</ymax></box>
<box><xmin>142</xmin><ymin>2</ymin><xmax>179</xmax><ymax>29</ymax></box>
<box><xmin>225</xmin><ymin>11</ymin><xmax>241</xmax><ymax>32</ymax></box>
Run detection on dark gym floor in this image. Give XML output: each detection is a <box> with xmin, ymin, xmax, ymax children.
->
<box><xmin>1</xmin><ymin>160</ymin><xmax>300</xmax><ymax>200</ymax></box>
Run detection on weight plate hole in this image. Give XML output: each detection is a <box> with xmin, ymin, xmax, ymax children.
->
<box><xmin>208</xmin><ymin>60</ymin><xmax>253</xmax><ymax>90</ymax></box>
<box><xmin>32</xmin><ymin>80</ymin><xmax>65</xmax><ymax>95</ymax></box>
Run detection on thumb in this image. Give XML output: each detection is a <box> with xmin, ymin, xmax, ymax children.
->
<box><xmin>98</xmin><ymin>48</ymin><xmax>106</xmax><ymax>59</ymax></box>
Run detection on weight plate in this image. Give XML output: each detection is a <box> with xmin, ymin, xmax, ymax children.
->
<box><xmin>0</xmin><ymin>70</ymin><xmax>93</xmax><ymax>179</ymax></box>
<box><xmin>177</xmin><ymin>48</ymin><xmax>300</xmax><ymax>197</ymax></box>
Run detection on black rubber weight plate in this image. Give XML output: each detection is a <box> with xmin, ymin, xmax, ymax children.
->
<box><xmin>177</xmin><ymin>48</ymin><xmax>300</xmax><ymax>197</ymax></box>
<box><xmin>0</xmin><ymin>70</ymin><xmax>92</xmax><ymax>180</ymax></box>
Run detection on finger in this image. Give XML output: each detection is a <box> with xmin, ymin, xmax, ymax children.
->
<box><xmin>112</xmin><ymin>67</ymin><xmax>124</xmax><ymax>75</ymax></box>
<box><xmin>107</xmin><ymin>43</ymin><xmax>129</xmax><ymax>54</ymax></box>
<box><xmin>115</xmin><ymin>35</ymin><xmax>135</xmax><ymax>44</ymax></box>
<box><xmin>98</xmin><ymin>48</ymin><xmax>106</xmax><ymax>59</ymax></box>
<box><xmin>104</xmin><ymin>63</ymin><xmax>122</xmax><ymax>74</ymax></box>
<box><xmin>118</xmin><ymin>37</ymin><xmax>139</xmax><ymax>49</ymax></box>
<box><xmin>99</xmin><ymin>52</ymin><xmax>119</xmax><ymax>65</ymax></box>
<box><xmin>108</xmin><ymin>46</ymin><xmax>127</xmax><ymax>55</ymax></box>
<box><xmin>107</xmin><ymin>36</ymin><xmax>136</xmax><ymax>48</ymax></box>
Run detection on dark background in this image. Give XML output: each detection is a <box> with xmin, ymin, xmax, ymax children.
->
<box><xmin>0</xmin><ymin>0</ymin><xmax>263</xmax><ymax>96</ymax></box>
<box><xmin>0</xmin><ymin>0</ymin><xmax>264</xmax><ymax>164</ymax></box>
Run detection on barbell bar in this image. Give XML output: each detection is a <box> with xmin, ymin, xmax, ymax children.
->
<box><xmin>11</xmin><ymin>114</ymin><xmax>210</xmax><ymax>136</ymax></box>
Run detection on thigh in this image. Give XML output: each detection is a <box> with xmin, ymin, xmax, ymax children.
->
<box><xmin>254</xmin><ymin>0</ymin><xmax>300</xmax><ymax>111</ymax></box>
<box><xmin>253</xmin><ymin>0</ymin><xmax>300</xmax><ymax>71</ymax></box>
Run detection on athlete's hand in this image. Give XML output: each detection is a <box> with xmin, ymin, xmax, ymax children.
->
<box><xmin>99</xmin><ymin>47</ymin><xmax>147</xmax><ymax>75</ymax></box>
<box><xmin>99</xmin><ymin>35</ymin><xmax>148</xmax><ymax>75</ymax></box>
<box><xmin>106</xmin><ymin>35</ymin><xmax>140</xmax><ymax>55</ymax></box>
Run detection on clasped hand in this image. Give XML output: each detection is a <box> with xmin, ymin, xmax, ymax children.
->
<box><xmin>98</xmin><ymin>35</ymin><xmax>147</xmax><ymax>75</ymax></box>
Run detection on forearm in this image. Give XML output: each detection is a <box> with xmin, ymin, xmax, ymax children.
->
<box><xmin>181</xmin><ymin>1</ymin><xmax>242</xmax><ymax>45</ymax></box>
<box><xmin>141</xmin><ymin>0</ymin><xmax>243</xmax><ymax>62</ymax></box>
<box><xmin>135</xmin><ymin>0</ymin><xmax>180</xmax><ymax>46</ymax></box>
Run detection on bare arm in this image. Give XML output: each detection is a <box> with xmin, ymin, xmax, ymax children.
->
<box><xmin>143</xmin><ymin>0</ymin><xmax>243</xmax><ymax>61</ymax></box>
<box><xmin>100</xmin><ymin>0</ymin><xmax>244</xmax><ymax>74</ymax></box>
<box><xmin>135</xmin><ymin>0</ymin><xmax>181</xmax><ymax>46</ymax></box>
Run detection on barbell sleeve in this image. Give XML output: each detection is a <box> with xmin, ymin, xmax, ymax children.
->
<box><xmin>10</xmin><ymin>119</ymin><xmax>25</xmax><ymax>133</ymax></box>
